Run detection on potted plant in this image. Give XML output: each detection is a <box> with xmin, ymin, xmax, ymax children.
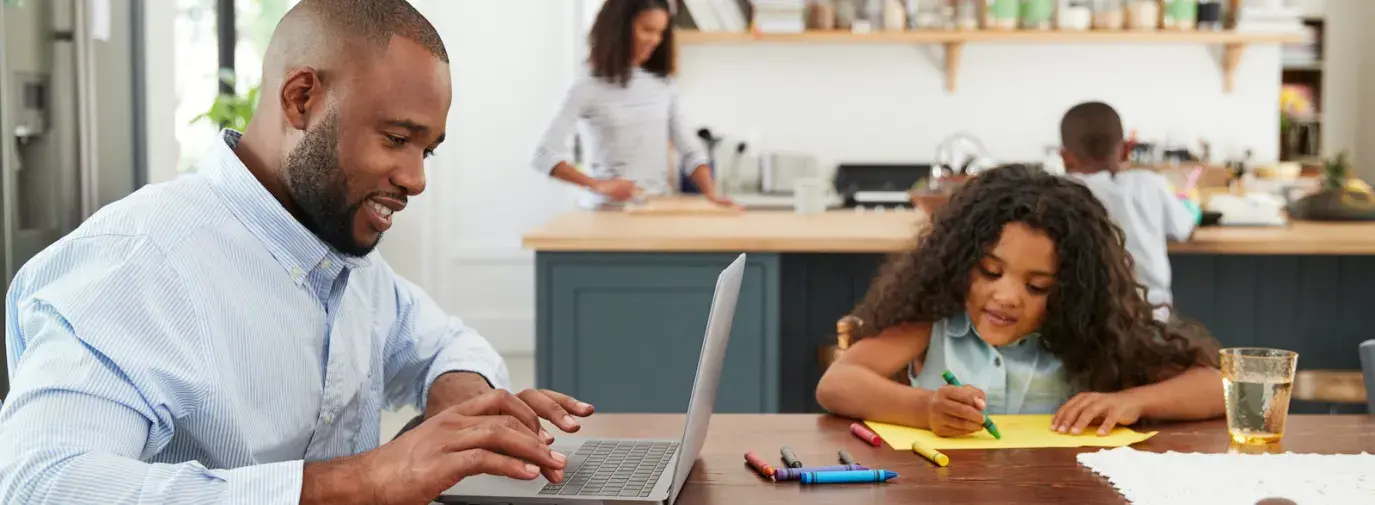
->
<box><xmin>192</xmin><ymin>72</ymin><xmax>259</xmax><ymax>132</ymax></box>
<box><xmin>1288</xmin><ymin>151</ymin><xmax>1375</xmax><ymax>221</ymax></box>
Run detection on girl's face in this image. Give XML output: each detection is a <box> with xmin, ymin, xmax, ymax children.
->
<box><xmin>965</xmin><ymin>222</ymin><xmax>1057</xmax><ymax>346</ymax></box>
<box><xmin>631</xmin><ymin>8</ymin><xmax>669</xmax><ymax>66</ymax></box>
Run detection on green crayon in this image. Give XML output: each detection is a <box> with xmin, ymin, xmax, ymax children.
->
<box><xmin>940</xmin><ymin>370</ymin><xmax>1002</xmax><ymax>440</ymax></box>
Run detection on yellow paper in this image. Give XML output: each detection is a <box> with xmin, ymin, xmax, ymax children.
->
<box><xmin>864</xmin><ymin>415</ymin><xmax>1157</xmax><ymax>450</ymax></box>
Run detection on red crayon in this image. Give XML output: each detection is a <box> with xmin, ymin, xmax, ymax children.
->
<box><xmin>744</xmin><ymin>451</ymin><xmax>776</xmax><ymax>478</ymax></box>
<box><xmin>850</xmin><ymin>422</ymin><xmax>882</xmax><ymax>447</ymax></box>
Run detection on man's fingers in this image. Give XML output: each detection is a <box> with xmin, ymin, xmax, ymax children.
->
<box><xmin>451</xmin><ymin>390</ymin><xmax>542</xmax><ymax>437</ymax></box>
<box><xmin>518</xmin><ymin>389</ymin><xmax>580</xmax><ymax>433</ymax></box>
<box><xmin>536</xmin><ymin>389</ymin><xmax>596</xmax><ymax>417</ymax></box>
<box><xmin>446</xmin><ymin>420</ymin><xmax>566</xmax><ymax>471</ymax></box>
<box><xmin>447</xmin><ymin>449</ymin><xmax>542</xmax><ymax>482</ymax></box>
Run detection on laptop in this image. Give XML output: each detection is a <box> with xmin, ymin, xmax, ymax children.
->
<box><xmin>439</xmin><ymin>253</ymin><xmax>746</xmax><ymax>505</ymax></box>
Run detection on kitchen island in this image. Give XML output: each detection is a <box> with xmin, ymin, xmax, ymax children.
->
<box><xmin>523</xmin><ymin>211</ymin><xmax>1375</xmax><ymax>414</ymax></box>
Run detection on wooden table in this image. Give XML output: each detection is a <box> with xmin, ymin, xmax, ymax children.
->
<box><xmin>573</xmin><ymin>414</ymin><xmax>1375</xmax><ymax>505</ymax></box>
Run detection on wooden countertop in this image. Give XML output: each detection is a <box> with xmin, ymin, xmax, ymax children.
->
<box><xmin>522</xmin><ymin>211</ymin><xmax>1375</xmax><ymax>255</ymax></box>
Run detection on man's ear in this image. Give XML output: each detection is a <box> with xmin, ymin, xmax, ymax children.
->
<box><xmin>279</xmin><ymin>67</ymin><xmax>321</xmax><ymax>131</ymax></box>
<box><xmin>1059</xmin><ymin>148</ymin><xmax>1075</xmax><ymax>169</ymax></box>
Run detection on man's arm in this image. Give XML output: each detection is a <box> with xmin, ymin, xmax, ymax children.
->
<box><xmin>1156</xmin><ymin>174</ymin><xmax>1197</xmax><ymax>241</ymax></box>
<box><xmin>381</xmin><ymin>270</ymin><xmax>509</xmax><ymax>416</ymax></box>
<box><xmin>0</xmin><ymin>241</ymin><xmax>302</xmax><ymax>504</ymax></box>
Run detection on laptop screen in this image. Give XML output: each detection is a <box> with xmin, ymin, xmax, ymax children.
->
<box><xmin>666</xmin><ymin>254</ymin><xmax>745</xmax><ymax>505</ymax></box>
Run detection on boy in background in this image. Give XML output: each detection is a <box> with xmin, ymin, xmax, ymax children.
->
<box><xmin>1060</xmin><ymin>102</ymin><xmax>1198</xmax><ymax>313</ymax></box>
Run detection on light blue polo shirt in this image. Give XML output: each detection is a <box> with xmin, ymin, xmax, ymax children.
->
<box><xmin>908</xmin><ymin>313</ymin><xmax>1075</xmax><ymax>415</ymax></box>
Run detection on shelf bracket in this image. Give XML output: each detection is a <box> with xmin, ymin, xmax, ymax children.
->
<box><xmin>1221</xmin><ymin>42</ymin><xmax>1246</xmax><ymax>93</ymax></box>
<box><xmin>944</xmin><ymin>42</ymin><xmax>964</xmax><ymax>93</ymax></box>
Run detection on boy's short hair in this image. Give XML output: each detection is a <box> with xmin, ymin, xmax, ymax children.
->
<box><xmin>1060</xmin><ymin>102</ymin><xmax>1125</xmax><ymax>166</ymax></box>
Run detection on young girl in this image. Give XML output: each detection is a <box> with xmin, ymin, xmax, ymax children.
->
<box><xmin>532</xmin><ymin>0</ymin><xmax>734</xmax><ymax>209</ymax></box>
<box><xmin>815</xmin><ymin>164</ymin><xmax>1223</xmax><ymax>437</ymax></box>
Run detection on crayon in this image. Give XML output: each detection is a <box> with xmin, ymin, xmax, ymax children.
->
<box><xmin>838</xmin><ymin>449</ymin><xmax>857</xmax><ymax>466</ymax></box>
<box><xmin>780</xmin><ymin>447</ymin><xmax>803</xmax><ymax>468</ymax></box>
<box><xmin>911</xmin><ymin>441</ymin><xmax>949</xmax><ymax>467</ymax></box>
<box><xmin>850</xmin><ymin>422</ymin><xmax>882</xmax><ymax>446</ymax></box>
<box><xmin>744</xmin><ymin>451</ymin><xmax>776</xmax><ymax>478</ymax></box>
<box><xmin>940</xmin><ymin>370</ymin><xmax>1003</xmax><ymax>440</ymax></box>
<box><xmin>773</xmin><ymin>465</ymin><xmax>869</xmax><ymax>481</ymax></box>
<box><xmin>799</xmin><ymin>469</ymin><xmax>898</xmax><ymax>485</ymax></box>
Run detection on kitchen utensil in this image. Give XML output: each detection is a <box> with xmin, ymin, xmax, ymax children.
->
<box><xmin>760</xmin><ymin>152</ymin><xmax>821</xmax><ymax>195</ymax></box>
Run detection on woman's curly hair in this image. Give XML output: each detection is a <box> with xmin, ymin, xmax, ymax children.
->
<box><xmin>851</xmin><ymin>164</ymin><xmax>1217</xmax><ymax>393</ymax></box>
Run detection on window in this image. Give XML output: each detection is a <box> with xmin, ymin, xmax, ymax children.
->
<box><xmin>172</xmin><ymin>0</ymin><xmax>298</xmax><ymax>173</ymax></box>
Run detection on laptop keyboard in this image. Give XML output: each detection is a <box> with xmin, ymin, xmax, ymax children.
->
<box><xmin>538</xmin><ymin>440</ymin><xmax>679</xmax><ymax>498</ymax></box>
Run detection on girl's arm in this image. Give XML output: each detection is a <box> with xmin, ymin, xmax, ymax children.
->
<box><xmin>815</xmin><ymin>323</ymin><xmax>938</xmax><ymax>428</ymax></box>
<box><xmin>1130</xmin><ymin>366</ymin><xmax>1225</xmax><ymax>421</ymax></box>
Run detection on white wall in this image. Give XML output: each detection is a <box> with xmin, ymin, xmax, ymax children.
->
<box><xmin>676</xmin><ymin>43</ymin><xmax>1283</xmax><ymax>175</ymax></box>
<box><xmin>1322</xmin><ymin>0</ymin><xmax>1375</xmax><ymax>179</ymax></box>
<box><xmin>143</xmin><ymin>0</ymin><xmax>180</xmax><ymax>184</ymax></box>
<box><xmin>396</xmin><ymin>0</ymin><xmax>585</xmax><ymax>354</ymax></box>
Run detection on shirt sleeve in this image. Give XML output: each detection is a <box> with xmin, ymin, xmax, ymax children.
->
<box><xmin>1154</xmin><ymin>174</ymin><xmax>1197</xmax><ymax>240</ymax></box>
<box><xmin>532</xmin><ymin>78</ymin><xmax>592</xmax><ymax>175</ymax></box>
<box><xmin>0</xmin><ymin>236</ymin><xmax>303</xmax><ymax>504</ymax></box>
<box><xmin>380</xmin><ymin>269</ymin><xmax>510</xmax><ymax>413</ymax></box>
<box><xmin>668</xmin><ymin>83</ymin><xmax>710</xmax><ymax>177</ymax></box>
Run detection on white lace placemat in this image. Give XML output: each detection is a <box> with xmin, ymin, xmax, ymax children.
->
<box><xmin>1076</xmin><ymin>446</ymin><xmax>1375</xmax><ymax>504</ymax></box>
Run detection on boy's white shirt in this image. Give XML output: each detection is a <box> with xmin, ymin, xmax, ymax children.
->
<box><xmin>1069</xmin><ymin>169</ymin><xmax>1197</xmax><ymax>308</ymax></box>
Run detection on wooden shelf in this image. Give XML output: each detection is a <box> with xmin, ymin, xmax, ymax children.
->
<box><xmin>677</xmin><ymin>29</ymin><xmax>1303</xmax><ymax>93</ymax></box>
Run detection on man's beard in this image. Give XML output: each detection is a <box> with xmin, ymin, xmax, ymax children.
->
<box><xmin>283</xmin><ymin>109</ymin><xmax>380</xmax><ymax>257</ymax></box>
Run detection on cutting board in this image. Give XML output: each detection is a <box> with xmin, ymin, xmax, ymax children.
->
<box><xmin>622</xmin><ymin>196</ymin><xmax>744</xmax><ymax>216</ymax></box>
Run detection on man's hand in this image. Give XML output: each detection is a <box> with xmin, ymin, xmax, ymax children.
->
<box><xmin>424</xmin><ymin>374</ymin><xmax>596</xmax><ymax>440</ymax></box>
<box><xmin>301</xmin><ymin>407</ymin><xmax>566</xmax><ymax>505</ymax></box>
<box><xmin>1051</xmin><ymin>391</ymin><xmax>1145</xmax><ymax>436</ymax></box>
<box><xmin>515</xmin><ymin>388</ymin><xmax>596</xmax><ymax>436</ymax></box>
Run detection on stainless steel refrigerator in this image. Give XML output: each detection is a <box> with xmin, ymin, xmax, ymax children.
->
<box><xmin>1</xmin><ymin>0</ymin><xmax>143</xmax><ymax>397</ymax></box>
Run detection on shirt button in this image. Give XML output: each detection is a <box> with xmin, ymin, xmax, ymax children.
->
<box><xmin>323</xmin><ymin>412</ymin><xmax>334</xmax><ymax>424</ymax></box>
<box><xmin>994</xmin><ymin>357</ymin><xmax>1002</xmax><ymax>367</ymax></box>
<box><xmin>321</xmin><ymin>259</ymin><xmax>333</xmax><ymax>269</ymax></box>
<box><xmin>291</xmin><ymin>267</ymin><xmax>305</xmax><ymax>282</ymax></box>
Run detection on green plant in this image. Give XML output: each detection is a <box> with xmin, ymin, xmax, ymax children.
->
<box><xmin>192</xmin><ymin>72</ymin><xmax>259</xmax><ymax>131</ymax></box>
<box><xmin>1322</xmin><ymin>150</ymin><xmax>1351</xmax><ymax>191</ymax></box>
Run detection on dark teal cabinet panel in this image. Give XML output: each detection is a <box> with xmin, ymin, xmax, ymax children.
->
<box><xmin>536</xmin><ymin>253</ymin><xmax>780</xmax><ymax>413</ymax></box>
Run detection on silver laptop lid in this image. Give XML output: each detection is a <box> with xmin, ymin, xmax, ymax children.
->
<box><xmin>666</xmin><ymin>254</ymin><xmax>745</xmax><ymax>505</ymax></box>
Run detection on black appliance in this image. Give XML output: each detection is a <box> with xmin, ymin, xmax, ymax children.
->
<box><xmin>832</xmin><ymin>163</ymin><xmax>931</xmax><ymax>209</ymax></box>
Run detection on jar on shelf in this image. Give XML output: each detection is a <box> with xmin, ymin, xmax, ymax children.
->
<box><xmin>983</xmin><ymin>0</ymin><xmax>1019</xmax><ymax>30</ymax></box>
<box><xmin>1058</xmin><ymin>0</ymin><xmax>1093</xmax><ymax>30</ymax></box>
<box><xmin>910</xmin><ymin>0</ymin><xmax>952</xmax><ymax>29</ymax></box>
<box><xmin>1161</xmin><ymin>0</ymin><xmax>1197</xmax><ymax>30</ymax></box>
<box><xmin>1020</xmin><ymin>0</ymin><xmax>1055</xmax><ymax>30</ymax></box>
<box><xmin>953</xmin><ymin>0</ymin><xmax>980</xmax><ymax>30</ymax></box>
<box><xmin>1125</xmin><ymin>0</ymin><xmax>1159</xmax><ymax>31</ymax></box>
<box><xmin>1092</xmin><ymin>0</ymin><xmax>1126</xmax><ymax>30</ymax></box>
<box><xmin>883</xmin><ymin>0</ymin><xmax>908</xmax><ymax>30</ymax></box>
<box><xmin>1196</xmin><ymin>0</ymin><xmax>1223</xmax><ymax>30</ymax></box>
<box><xmin>808</xmin><ymin>0</ymin><xmax>838</xmax><ymax>30</ymax></box>
<box><xmin>835</xmin><ymin>0</ymin><xmax>860</xmax><ymax>29</ymax></box>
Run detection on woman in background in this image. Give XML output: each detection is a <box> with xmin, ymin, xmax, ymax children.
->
<box><xmin>532</xmin><ymin>0</ymin><xmax>734</xmax><ymax>209</ymax></box>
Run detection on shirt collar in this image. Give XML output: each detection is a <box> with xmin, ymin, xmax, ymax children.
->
<box><xmin>202</xmin><ymin>129</ymin><xmax>371</xmax><ymax>279</ymax></box>
<box><xmin>948</xmin><ymin>312</ymin><xmax>1042</xmax><ymax>344</ymax></box>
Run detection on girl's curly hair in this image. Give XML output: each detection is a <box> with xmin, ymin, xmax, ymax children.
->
<box><xmin>851</xmin><ymin>164</ymin><xmax>1217</xmax><ymax>393</ymax></box>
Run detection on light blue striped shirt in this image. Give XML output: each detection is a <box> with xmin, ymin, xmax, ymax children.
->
<box><xmin>0</xmin><ymin>130</ymin><xmax>510</xmax><ymax>503</ymax></box>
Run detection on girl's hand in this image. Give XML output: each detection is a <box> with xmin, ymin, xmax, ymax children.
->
<box><xmin>926</xmin><ymin>385</ymin><xmax>988</xmax><ymax>437</ymax></box>
<box><xmin>1052</xmin><ymin>391</ymin><xmax>1145</xmax><ymax>436</ymax></box>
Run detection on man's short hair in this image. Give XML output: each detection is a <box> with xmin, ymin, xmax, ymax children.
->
<box><xmin>291</xmin><ymin>0</ymin><xmax>447</xmax><ymax>63</ymax></box>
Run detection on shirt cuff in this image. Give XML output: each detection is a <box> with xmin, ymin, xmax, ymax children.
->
<box><xmin>207</xmin><ymin>459</ymin><xmax>303</xmax><ymax>504</ymax></box>
<box><xmin>421</xmin><ymin>347</ymin><xmax>511</xmax><ymax>410</ymax></box>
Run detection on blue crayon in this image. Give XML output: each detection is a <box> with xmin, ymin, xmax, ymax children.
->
<box><xmin>799</xmin><ymin>469</ymin><xmax>898</xmax><ymax>485</ymax></box>
<box><xmin>772</xmin><ymin>465</ymin><xmax>869</xmax><ymax>481</ymax></box>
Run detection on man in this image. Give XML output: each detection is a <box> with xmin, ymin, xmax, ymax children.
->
<box><xmin>1059</xmin><ymin>101</ymin><xmax>1197</xmax><ymax>316</ymax></box>
<box><xmin>0</xmin><ymin>1</ymin><xmax>590</xmax><ymax>503</ymax></box>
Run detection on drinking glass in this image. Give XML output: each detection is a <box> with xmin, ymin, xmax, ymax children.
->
<box><xmin>1220</xmin><ymin>348</ymin><xmax>1298</xmax><ymax>445</ymax></box>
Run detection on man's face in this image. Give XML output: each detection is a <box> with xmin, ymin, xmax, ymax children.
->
<box><xmin>284</xmin><ymin>37</ymin><xmax>451</xmax><ymax>257</ymax></box>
